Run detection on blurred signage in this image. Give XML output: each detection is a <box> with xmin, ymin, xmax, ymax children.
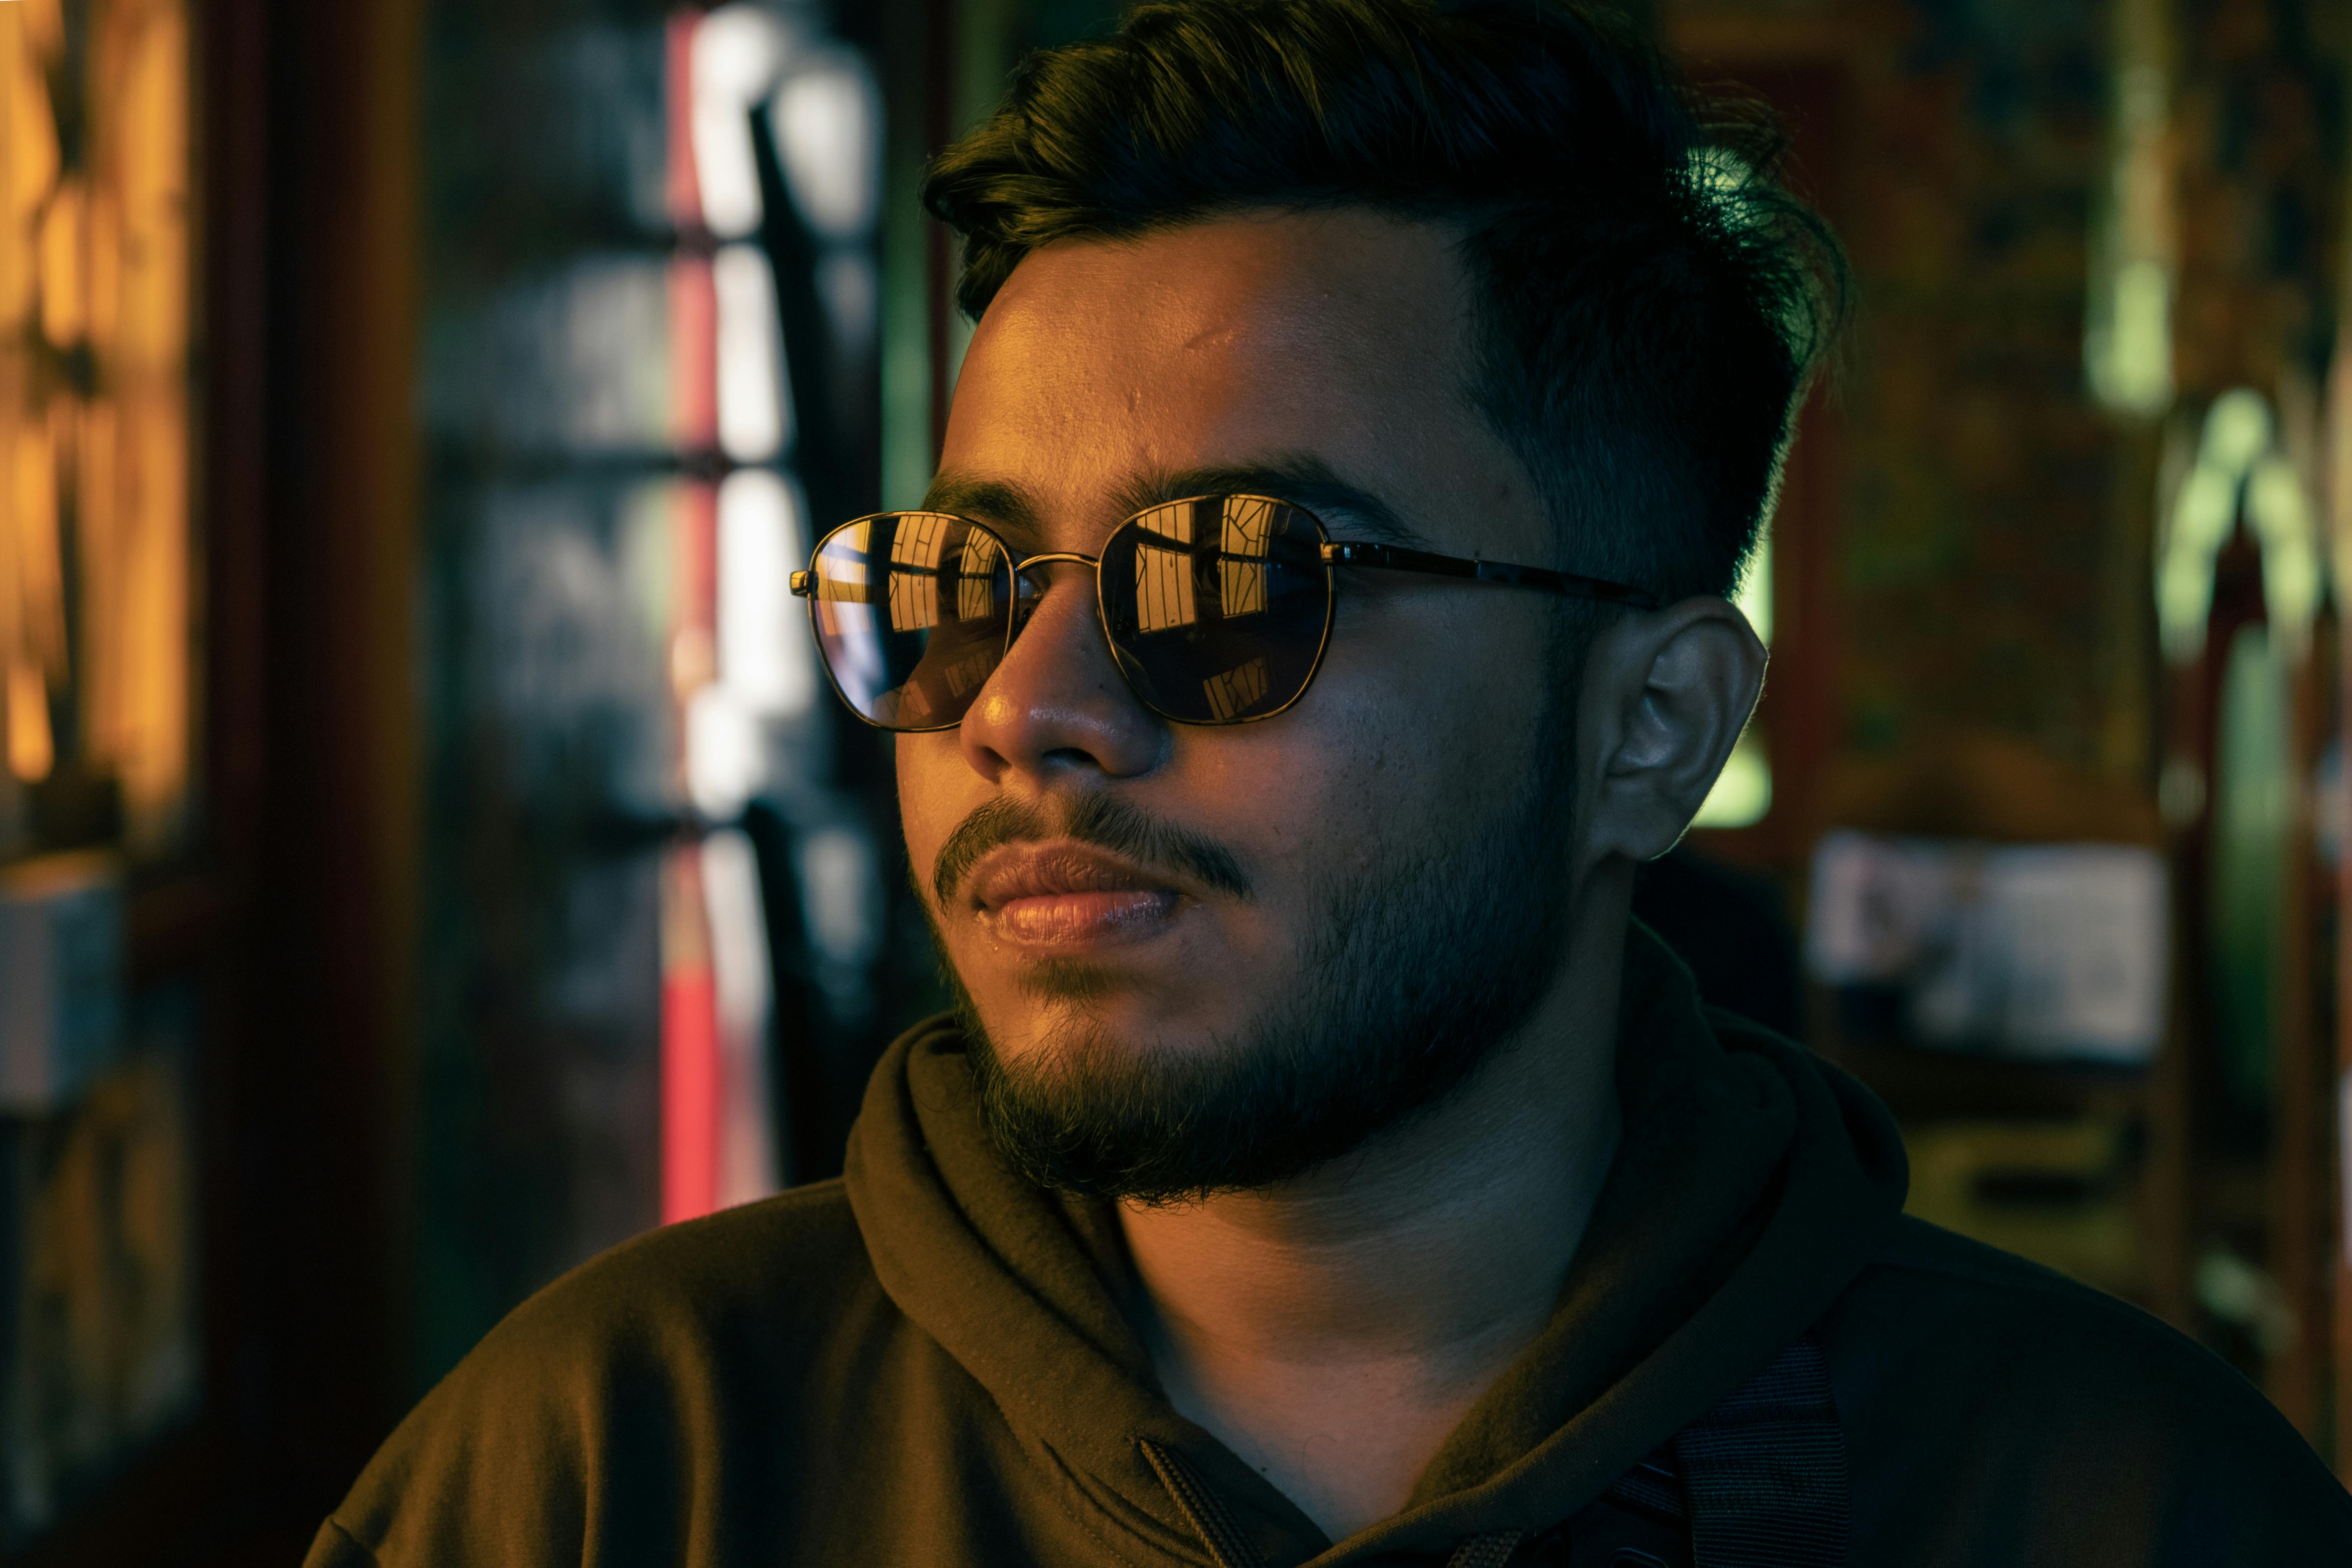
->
<box><xmin>0</xmin><ymin>853</ymin><xmax>124</xmax><ymax>1112</ymax></box>
<box><xmin>1807</xmin><ymin>831</ymin><xmax>2167</xmax><ymax>1066</ymax></box>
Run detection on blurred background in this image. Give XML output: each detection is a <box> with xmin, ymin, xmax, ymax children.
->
<box><xmin>1</xmin><ymin>0</ymin><xmax>2350</xmax><ymax>1560</ymax></box>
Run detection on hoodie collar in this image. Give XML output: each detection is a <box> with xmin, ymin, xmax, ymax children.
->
<box><xmin>844</xmin><ymin>925</ymin><xmax>1907</xmax><ymax>1567</ymax></box>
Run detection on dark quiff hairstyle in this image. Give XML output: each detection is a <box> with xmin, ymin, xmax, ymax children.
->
<box><xmin>922</xmin><ymin>0</ymin><xmax>1841</xmax><ymax>604</ymax></box>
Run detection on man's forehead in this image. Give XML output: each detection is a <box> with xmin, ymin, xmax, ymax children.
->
<box><xmin>937</xmin><ymin>211</ymin><xmax>1527</xmax><ymax>554</ymax></box>
<box><xmin>989</xmin><ymin>208</ymin><xmax>1471</xmax><ymax>354</ymax></box>
<box><xmin>951</xmin><ymin>211</ymin><xmax>1477</xmax><ymax>451</ymax></box>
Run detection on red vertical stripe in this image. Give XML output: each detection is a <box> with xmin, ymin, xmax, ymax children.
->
<box><xmin>660</xmin><ymin>8</ymin><xmax>724</xmax><ymax>1228</ymax></box>
<box><xmin>670</xmin><ymin>257</ymin><xmax>718</xmax><ymax>454</ymax></box>
<box><xmin>661</xmin><ymin>972</ymin><xmax>721</xmax><ymax>1224</ymax></box>
<box><xmin>670</xmin><ymin>480</ymin><xmax>719</xmax><ymax>696</ymax></box>
<box><xmin>661</xmin><ymin>842</ymin><xmax>721</xmax><ymax>1224</ymax></box>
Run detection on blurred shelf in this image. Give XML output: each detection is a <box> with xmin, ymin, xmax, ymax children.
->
<box><xmin>1812</xmin><ymin>1030</ymin><xmax>2148</xmax><ymax>1123</ymax></box>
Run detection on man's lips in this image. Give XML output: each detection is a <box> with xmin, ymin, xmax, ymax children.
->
<box><xmin>964</xmin><ymin>841</ymin><xmax>1187</xmax><ymax>947</ymax></box>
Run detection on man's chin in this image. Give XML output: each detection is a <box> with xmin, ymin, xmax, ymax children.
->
<box><xmin>966</xmin><ymin>1035</ymin><xmax>1282</xmax><ymax>1203</ymax></box>
<box><xmin>959</xmin><ymin>997</ymin><xmax>1468</xmax><ymax>1204</ymax></box>
<box><xmin>964</xmin><ymin>996</ymin><xmax>1241</xmax><ymax>1092</ymax></box>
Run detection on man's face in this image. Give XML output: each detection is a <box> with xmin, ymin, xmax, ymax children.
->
<box><xmin>901</xmin><ymin>210</ymin><xmax>1585</xmax><ymax>1197</ymax></box>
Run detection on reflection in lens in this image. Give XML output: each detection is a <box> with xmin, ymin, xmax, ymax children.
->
<box><xmin>1135</xmin><ymin>542</ymin><xmax>1197</xmax><ymax>631</ymax></box>
<box><xmin>807</xmin><ymin>513</ymin><xmax>1012</xmax><ymax>727</ymax></box>
<box><xmin>886</xmin><ymin>511</ymin><xmax>952</xmax><ymax>630</ymax></box>
<box><xmin>956</xmin><ymin>529</ymin><xmax>999</xmax><ymax>623</ymax></box>
<box><xmin>1218</xmin><ymin>495</ymin><xmax>1276</xmax><ymax>617</ymax></box>
<box><xmin>1202</xmin><ymin>656</ymin><xmax>1270</xmax><ymax>722</ymax></box>
<box><xmin>1101</xmin><ymin>497</ymin><xmax>1329</xmax><ymax>724</ymax></box>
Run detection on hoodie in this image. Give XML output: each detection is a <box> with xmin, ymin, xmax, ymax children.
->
<box><xmin>307</xmin><ymin>926</ymin><xmax>2352</xmax><ymax>1566</ymax></box>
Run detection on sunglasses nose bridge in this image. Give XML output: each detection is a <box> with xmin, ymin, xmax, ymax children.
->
<box><xmin>1006</xmin><ymin>551</ymin><xmax>1104</xmax><ymax>633</ymax></box>
<box><xmin>1011</xmin><ymin>550</ymin><xmax>1102</xmax><ymax>574</ymax></box>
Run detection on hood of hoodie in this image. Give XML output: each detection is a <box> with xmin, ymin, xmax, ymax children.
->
<box><xmin>843</xmin><ymin>923</ymin><xmax>1908</xmax><ymax>1566</ymax></box>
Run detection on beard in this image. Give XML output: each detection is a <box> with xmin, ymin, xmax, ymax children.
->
<box><xmin>938</xmin><ymin>706</ymin><xmax>1579</xmax><ymax>1204</ymax></box>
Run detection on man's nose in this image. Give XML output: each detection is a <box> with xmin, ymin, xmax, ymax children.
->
<box><xmin>956</xmin><ymin>566</ymin><xmax>1166</xmax><ymax>786</ymax></box>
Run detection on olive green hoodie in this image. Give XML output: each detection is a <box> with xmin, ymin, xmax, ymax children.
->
<box><xmin>308</xmin><ymin>927</ymin><xmax>2352</xmax><ymax>1566</ymax></box>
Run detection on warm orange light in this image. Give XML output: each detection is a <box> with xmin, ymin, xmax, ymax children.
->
<box><xmin>36</xmin><ymin>177</ymin><xmax>84</xmax><ymax>346</ymax></box>
<box><xmin>5</xmin><ymin>659</ymin><xmax>51</xmax><ymax>782</ymax></box>
<box><xmin>2</xmin><ymin>14</ymin><xmax>61</xmax><ymax>335</ymax></box>
<box><xmin>102</xmin><ymin>2</ymin><xmax>190</xmax><ymax>852</ymax></box>
<box><xmin>1</xmin><ymin>0</ymin><xmax>191</xmax><ymax>854</ymax></box>
<box><xmin>13</xmin><ymin>414</ymin><xmax>64</xmax><ymax>678</ymax></box>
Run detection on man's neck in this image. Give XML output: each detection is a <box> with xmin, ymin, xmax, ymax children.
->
<box><xmin>1115</xmin><ymin>922</ymin><xmax>1626</xmax><ymax>1542</ymax></box>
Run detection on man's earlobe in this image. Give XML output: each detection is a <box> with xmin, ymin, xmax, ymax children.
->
<box><xmin>1577</xmin><ymin>598</ymin><xmax>1766</xmax><ymax>865</ymax></box>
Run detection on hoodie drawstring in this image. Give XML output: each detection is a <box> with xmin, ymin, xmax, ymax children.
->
<box><xmin>1140</xmin><ymin>1439</ymin><xmax>1268</xmax><ymax>1568</ymax></box>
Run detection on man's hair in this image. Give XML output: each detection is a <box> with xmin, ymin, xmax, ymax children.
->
<box><xmin>923</xmin><ymin>0</ymin><xmax>1841</xmax><ymax>605</ymax></box>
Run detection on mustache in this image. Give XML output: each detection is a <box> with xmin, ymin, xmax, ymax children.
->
<box><xmin>930</xmin><ymin>792</ymin><xmax>1255</xmax><ymax>909</ymax></box>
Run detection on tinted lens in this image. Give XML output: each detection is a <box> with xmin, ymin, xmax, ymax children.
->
<box><xmin>806</xmin><ymin>513</ymin><xmax>1014</xmax><ymax>729</ymax></box>
<box><xmin>1099</xmin><ymin>496</ymin><xmax>1331</xmax><ymax>724</ymax></box>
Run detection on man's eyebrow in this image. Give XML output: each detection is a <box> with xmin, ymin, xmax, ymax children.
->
<box><xmin>917</xmin><ymin>457</ymin><xmax>1432</xmax><ymax>550</ymax></box>
<box><xmin>920</xmin><ymin>472</ymin><xmax>1046</xmax><ymax>539</ymax></box>
<box><xmin>1112</xmin><ymin>457</ymin><xmax>1431</xmax><ymax>548</ymax></box>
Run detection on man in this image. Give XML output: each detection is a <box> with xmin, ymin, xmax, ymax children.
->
<box><xmin>311</xmin><ymin>2</ymin><xmax>2352</xmax><ymax>1563</ymax></box>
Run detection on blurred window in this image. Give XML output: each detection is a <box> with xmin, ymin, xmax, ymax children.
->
<box><xmin>414</xmin><ymin>0</ymin><xmax>899</xmax><ymax>1378</ymax></box>
<box><xmin>0</xmin><ymin>0</ymin><xmax>198</xmax><ymax>1545</ymax></box>
<box><xmin>2</xmin><ymin>0</ymin><xmax>192</xmax><ymax>862</ymax></box>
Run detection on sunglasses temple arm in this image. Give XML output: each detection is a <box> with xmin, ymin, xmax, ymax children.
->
<box><xmin>1319</xmin><ymin>541</ymin><xmax>1657</xmax><ymax>610</ymax></box>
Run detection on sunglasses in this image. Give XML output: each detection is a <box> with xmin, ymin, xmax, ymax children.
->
<box><xmin>788</xmin><ymin>494</ymin><xmax>1658</xmax><ymax>731</ymax></box>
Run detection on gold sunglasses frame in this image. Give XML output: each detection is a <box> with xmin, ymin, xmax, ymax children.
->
<box><xmin>786</xmin><ymin>494</ymin><xmax>1660</xmax><ymax>732</ymax></box>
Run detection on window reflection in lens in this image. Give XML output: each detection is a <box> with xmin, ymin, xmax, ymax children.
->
<box><xmin>1131</xmin><ymin>502</ymin><xmax>1198</xmax><ymax>632</ymax></box>
<box><xmin>809</xmin><ymin>514</ymin><xmax>1012</xmax><ymax>727</ymax></box>
<box><xmin>886</xmin><ymin>513</ymin><xmax>952</xmax><ymax>631</ymax></box>
<box><xmin>1101</xmin><ymin>496</ymin><xmax>1330</xmax><ymax>724</ymax></box>
<box><xmin>1218</xmin><ymin>496</ymin><xmax>1275</xmax><ymax>617</ymax></box>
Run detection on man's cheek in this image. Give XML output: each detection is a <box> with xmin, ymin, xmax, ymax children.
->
<box><xmin>896</xmin><ymin>769</ymin><xmax>963</xmax><ymax>901</ymax></box>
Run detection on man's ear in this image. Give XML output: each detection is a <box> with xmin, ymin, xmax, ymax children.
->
<box><xmin>1572</xmin><ymin>597</ymin><xmax>1767</xmax><ymax>868</ymax></box>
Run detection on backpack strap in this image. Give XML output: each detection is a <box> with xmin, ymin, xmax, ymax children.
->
<box><xmin>1670</xmin><ymin>1332</ymin><xmax>1849</xmax><ymax>1568</ymax></box>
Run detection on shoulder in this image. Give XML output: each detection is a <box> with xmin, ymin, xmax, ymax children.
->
<box><xmin>1853</xmin><ymin>1212</ymin><xmax>2171</xmax><ymax>1323</ymax></box>
<box><xmin>1826</xmin><ymin>1216</ymin><xmax>2352</xmax><ymax>1561</ymax></box>
<box><xmin>314</xmin><ymin>1180</ymin><xmax>900</xmax><ymax>1568</ymax></box>
<box><xmin>1830</xmin><ymin>1214</ymin><xmax>2278</xmax><ymax>1430</ymax></box>
<box><xmin>479</xmin><ymin>1176</ymin><xmax>877</xmax><ymax>1362</ymax></box>
<box><xmin>445</xmin><ymin>1175</ymin><xmax>890</xmax><ymax>1411</ymax></box>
